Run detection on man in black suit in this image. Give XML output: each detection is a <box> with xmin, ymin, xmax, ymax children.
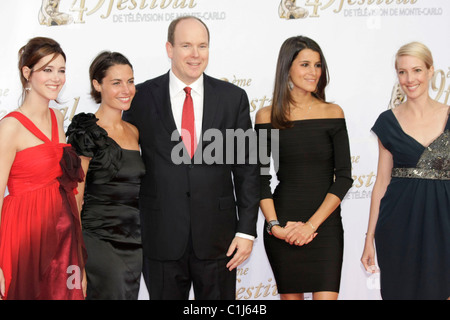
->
<box><xmin>123</xmin><ymin>16</ymin><xmax>259</xmax><ymax>300</ymax></box>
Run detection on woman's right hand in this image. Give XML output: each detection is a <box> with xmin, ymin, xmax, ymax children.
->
<box><xmin>0</xmin><ymin>268</ymin><xmax>5</xmax><ymax>300</ymax></box>
<box><xmin>271</xmin><ymin>225</ymin><xmax>288</xmax><ymax>240</ymax></box>
<box><xmin>272</xmin><ymin>221</ymin><xmax>317</xmax><ymax>245</ymax></box>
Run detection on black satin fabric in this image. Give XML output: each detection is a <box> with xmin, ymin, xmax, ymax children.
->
<box><xmin>66</xmin><ymin>113</ymin><xmax>145</xmax><ymax>300</ymax></box>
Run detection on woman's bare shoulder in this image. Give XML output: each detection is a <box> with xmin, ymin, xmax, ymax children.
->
<box><xmin>323</xmin><ymin>103</ymin><xmax>345</xmax><ymax>119</ymax></box>
<box><xmin>255</xmin><ymin>106</ymin><xmax>272</xmax><ymax>124</ymax></box>
<box><xmin>0</xmin><ymin>116</ymin><xmax>21</xmax><ymax>149</ymax></box>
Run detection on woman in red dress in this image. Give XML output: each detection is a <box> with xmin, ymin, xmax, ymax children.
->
<box><xmin>0</xmin><ymin>37</ymin><xmax>86</xmax><ymax>300</ymax></box>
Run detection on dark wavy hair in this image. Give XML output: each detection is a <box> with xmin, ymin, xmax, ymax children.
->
<box><xmin>271</xmin><ymin>36</ymin><xmax>330</xmax><ymax>129</ymax></box>
<box><xmin>89</xmin><ymin>51</ymin><xmax>133</xmax><ymax>103</ymax></box>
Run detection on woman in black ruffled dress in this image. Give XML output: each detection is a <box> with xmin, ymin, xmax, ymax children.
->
<box><xmin>66</xmin><ymin>52</ymin><xmax>145</xmax><ymax>300</ymax></box>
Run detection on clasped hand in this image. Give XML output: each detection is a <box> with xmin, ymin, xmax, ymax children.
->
<box><xmin>272</xmin><ymin>221</ymin><xmax>317</xmax><ymax>246</ymax></box>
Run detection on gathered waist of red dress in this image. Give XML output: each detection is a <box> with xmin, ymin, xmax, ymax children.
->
<box><xmin>6</xmin><ymin>179</ymin><xmax>60</xmax><ymax>197</ymax></box>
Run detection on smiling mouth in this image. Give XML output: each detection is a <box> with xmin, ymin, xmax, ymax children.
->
<box><xmin>188</xmin><ymin>61</ymin><xmax>202</xmax><ymax>67</ymax></box>
<box><xmin>118</xmin><ymin>97</ymin><xmax>131</xmax><ymax>103</ymax></box>
<box><xmin>406</xmin><ymin>84</ymin><xmax>419</xmax><ymax>90</ymax></box>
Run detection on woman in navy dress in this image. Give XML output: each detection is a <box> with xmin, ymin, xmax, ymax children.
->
<box><xmin>361</xmin><ymin>42</ymin><xmax>449</xmax><ymax>300</ymax></box>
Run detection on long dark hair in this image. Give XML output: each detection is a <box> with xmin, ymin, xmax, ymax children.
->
<box><xmin>271</xmin><ymin>36</ymin><xmax>330</xmax><ymax>129</ymax></box>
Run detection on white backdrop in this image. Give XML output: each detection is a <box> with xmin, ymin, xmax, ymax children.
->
<box><xmin>0</xmin><ymin>0</ymin><xmax>448</xmax><ymax>300</ymax></box>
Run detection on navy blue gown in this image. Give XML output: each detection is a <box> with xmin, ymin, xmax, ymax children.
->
<box><xmin>372</xmin><ymin>108</ymin><xmax>450</xmax><ymax>300</ymax></box>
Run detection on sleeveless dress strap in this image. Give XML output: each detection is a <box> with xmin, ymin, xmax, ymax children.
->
<box><xmin>49</xmin><ymin>108</ymin><xmax>59</xmax><ymax>143</ymax></box>
<box><xmin>4</xmin><ymin>109</ymin><xmax>58</xmax><ymax>143</ymax></box>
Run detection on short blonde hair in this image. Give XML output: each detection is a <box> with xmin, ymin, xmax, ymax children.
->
<box><xmin>395</xmin><ymin>41</ymin><xmax>433</xmax><ymax>70</ymax></box>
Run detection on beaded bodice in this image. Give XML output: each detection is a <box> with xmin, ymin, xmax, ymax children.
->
<box><xmin>391</xmin><ymin>129</ymin><xmax>450</xmax><ymax>180</ymax></box>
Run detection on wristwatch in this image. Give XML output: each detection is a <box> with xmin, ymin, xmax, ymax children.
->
<box><xmin>266</xmin><ymin>220</ymin><xmax>280</xmax><ymax>235</ymax></box>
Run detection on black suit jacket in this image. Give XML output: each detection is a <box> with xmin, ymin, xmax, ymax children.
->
<box><xmin>123</xmin><ymin>72</ymin><xmax>259</xmax><ymax>261</ymax></box>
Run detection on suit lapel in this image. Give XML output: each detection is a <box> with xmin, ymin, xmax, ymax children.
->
<box><xmin>201</xmin><ymin>75</ymin><xmax>219</xmax><ymax>139</ymax></box>
<box><xmin>153</xmin><ymin>73</ymin><xmax>219</xmax><ymax>157</ymax></box>
<box><xmin>153</xmin><ymin>72</ymin><xmax>180</xmax><ymax>139</ymax></box>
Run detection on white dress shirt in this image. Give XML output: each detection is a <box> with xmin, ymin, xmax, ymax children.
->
<box><xmin>169</xmin><ymin>70</ymin><xmax>203</xmax><ymax>144</ymax></box>
<box><xmin>168</xmin><ymin>70</ymin><xmax>255</xmax><ymax>242</ymax></box>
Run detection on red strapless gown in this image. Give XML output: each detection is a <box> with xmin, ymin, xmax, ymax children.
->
<box><xmin>0</xmin><ymin>110</ymin><xmax>86</xmax><ymax>300</ymax></box>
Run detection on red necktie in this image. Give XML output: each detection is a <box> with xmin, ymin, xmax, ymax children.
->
<box><xmin>181</xmin><ymin>87</ymin><xmax>197</xmax><ymax>158</ymax></box>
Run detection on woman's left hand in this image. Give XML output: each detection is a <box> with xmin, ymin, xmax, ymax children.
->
<box><xmin>82</xmin><ymin>268</ymin><xmax>87</xmax><ymax>299</ymax></box>
<box><xmin>285</xmin><ymin>222</ymin><xmax>317</xmax><ymax>246</ymax></box>
<box><xmin>0</xmin><ymin>268</ymin><xmax>5</xmax><ymax>300</ymax></box>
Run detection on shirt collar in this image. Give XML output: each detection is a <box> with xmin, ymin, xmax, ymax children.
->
<box><xmin>169</xmin><ymin>70</ymin><xmax>204</xmax><ymax>97</ymax></box>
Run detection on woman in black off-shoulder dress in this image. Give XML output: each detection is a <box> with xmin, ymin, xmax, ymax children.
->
<box><xmin>66</xmin><ymin>52</ymin><xmax>144</xmax><ymax>300</ymax></box>
<box><xmin>256</xmin><ymin>36</ymin><xmax>353</xmax><ymax>300</ymax></box>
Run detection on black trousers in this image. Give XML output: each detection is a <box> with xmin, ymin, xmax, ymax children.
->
<box><xmin>142</xmin><ymin>237</ymin><xmax>236</xmax><ymax>300</ymax></box>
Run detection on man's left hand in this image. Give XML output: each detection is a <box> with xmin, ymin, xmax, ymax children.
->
<box><xmin>225</xmin><ymin>237</ymin><xmax>253</xmax><ymax>271</ymax></box>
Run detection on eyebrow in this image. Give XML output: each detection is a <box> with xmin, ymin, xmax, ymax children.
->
<box><xmin>179</xmin><ymin>41</ymin><xmax>209</xmax><ymax>45</ymax></box>
<box><xmin>109</xmin><ymin>77</ymin><xmax>134</xmax><ymax>81</ymax></box>
<box><xmin>44</xmin><ymin>63</ymin><xmax>65</xmax><ymax>68</ymax></box>
<box><xmin>299</xmin><ymin>59</ymin><xmax>321</xmax><ymax>63</ymax></box>
<box><xmin>37</xmin><ymin>64</ymin><xmax>65</xmax><ymax>71</ymax></box>
<box><xmin>398</xmin><ymin>66</ymin><xmax>423</xmax><ymax>70</ymax></box>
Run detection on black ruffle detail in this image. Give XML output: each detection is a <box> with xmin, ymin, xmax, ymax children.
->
<box><xmin>66</xmin><ymin>113</ymin><xmax>122</xmax><ymax>184</ymax></box>
<box><xmin>58</xmin><ymin>145</ymin><xmax>85</xmax><ymax>192</ymax></box>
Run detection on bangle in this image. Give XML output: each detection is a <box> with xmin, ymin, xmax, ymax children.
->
<box><xmin>266</xmin><ymin>220</ymin><xmax>280</xmax><ymax>235</ymax></box>
<box><xmin>365</xmin><ymin>232</ymin><xmax>375</xmax><ymax>237</ymax></box>
<box><xmin>306</xmin><ymin>221</ymin><xmax>316</xmax><ymax>231</ymax></box>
